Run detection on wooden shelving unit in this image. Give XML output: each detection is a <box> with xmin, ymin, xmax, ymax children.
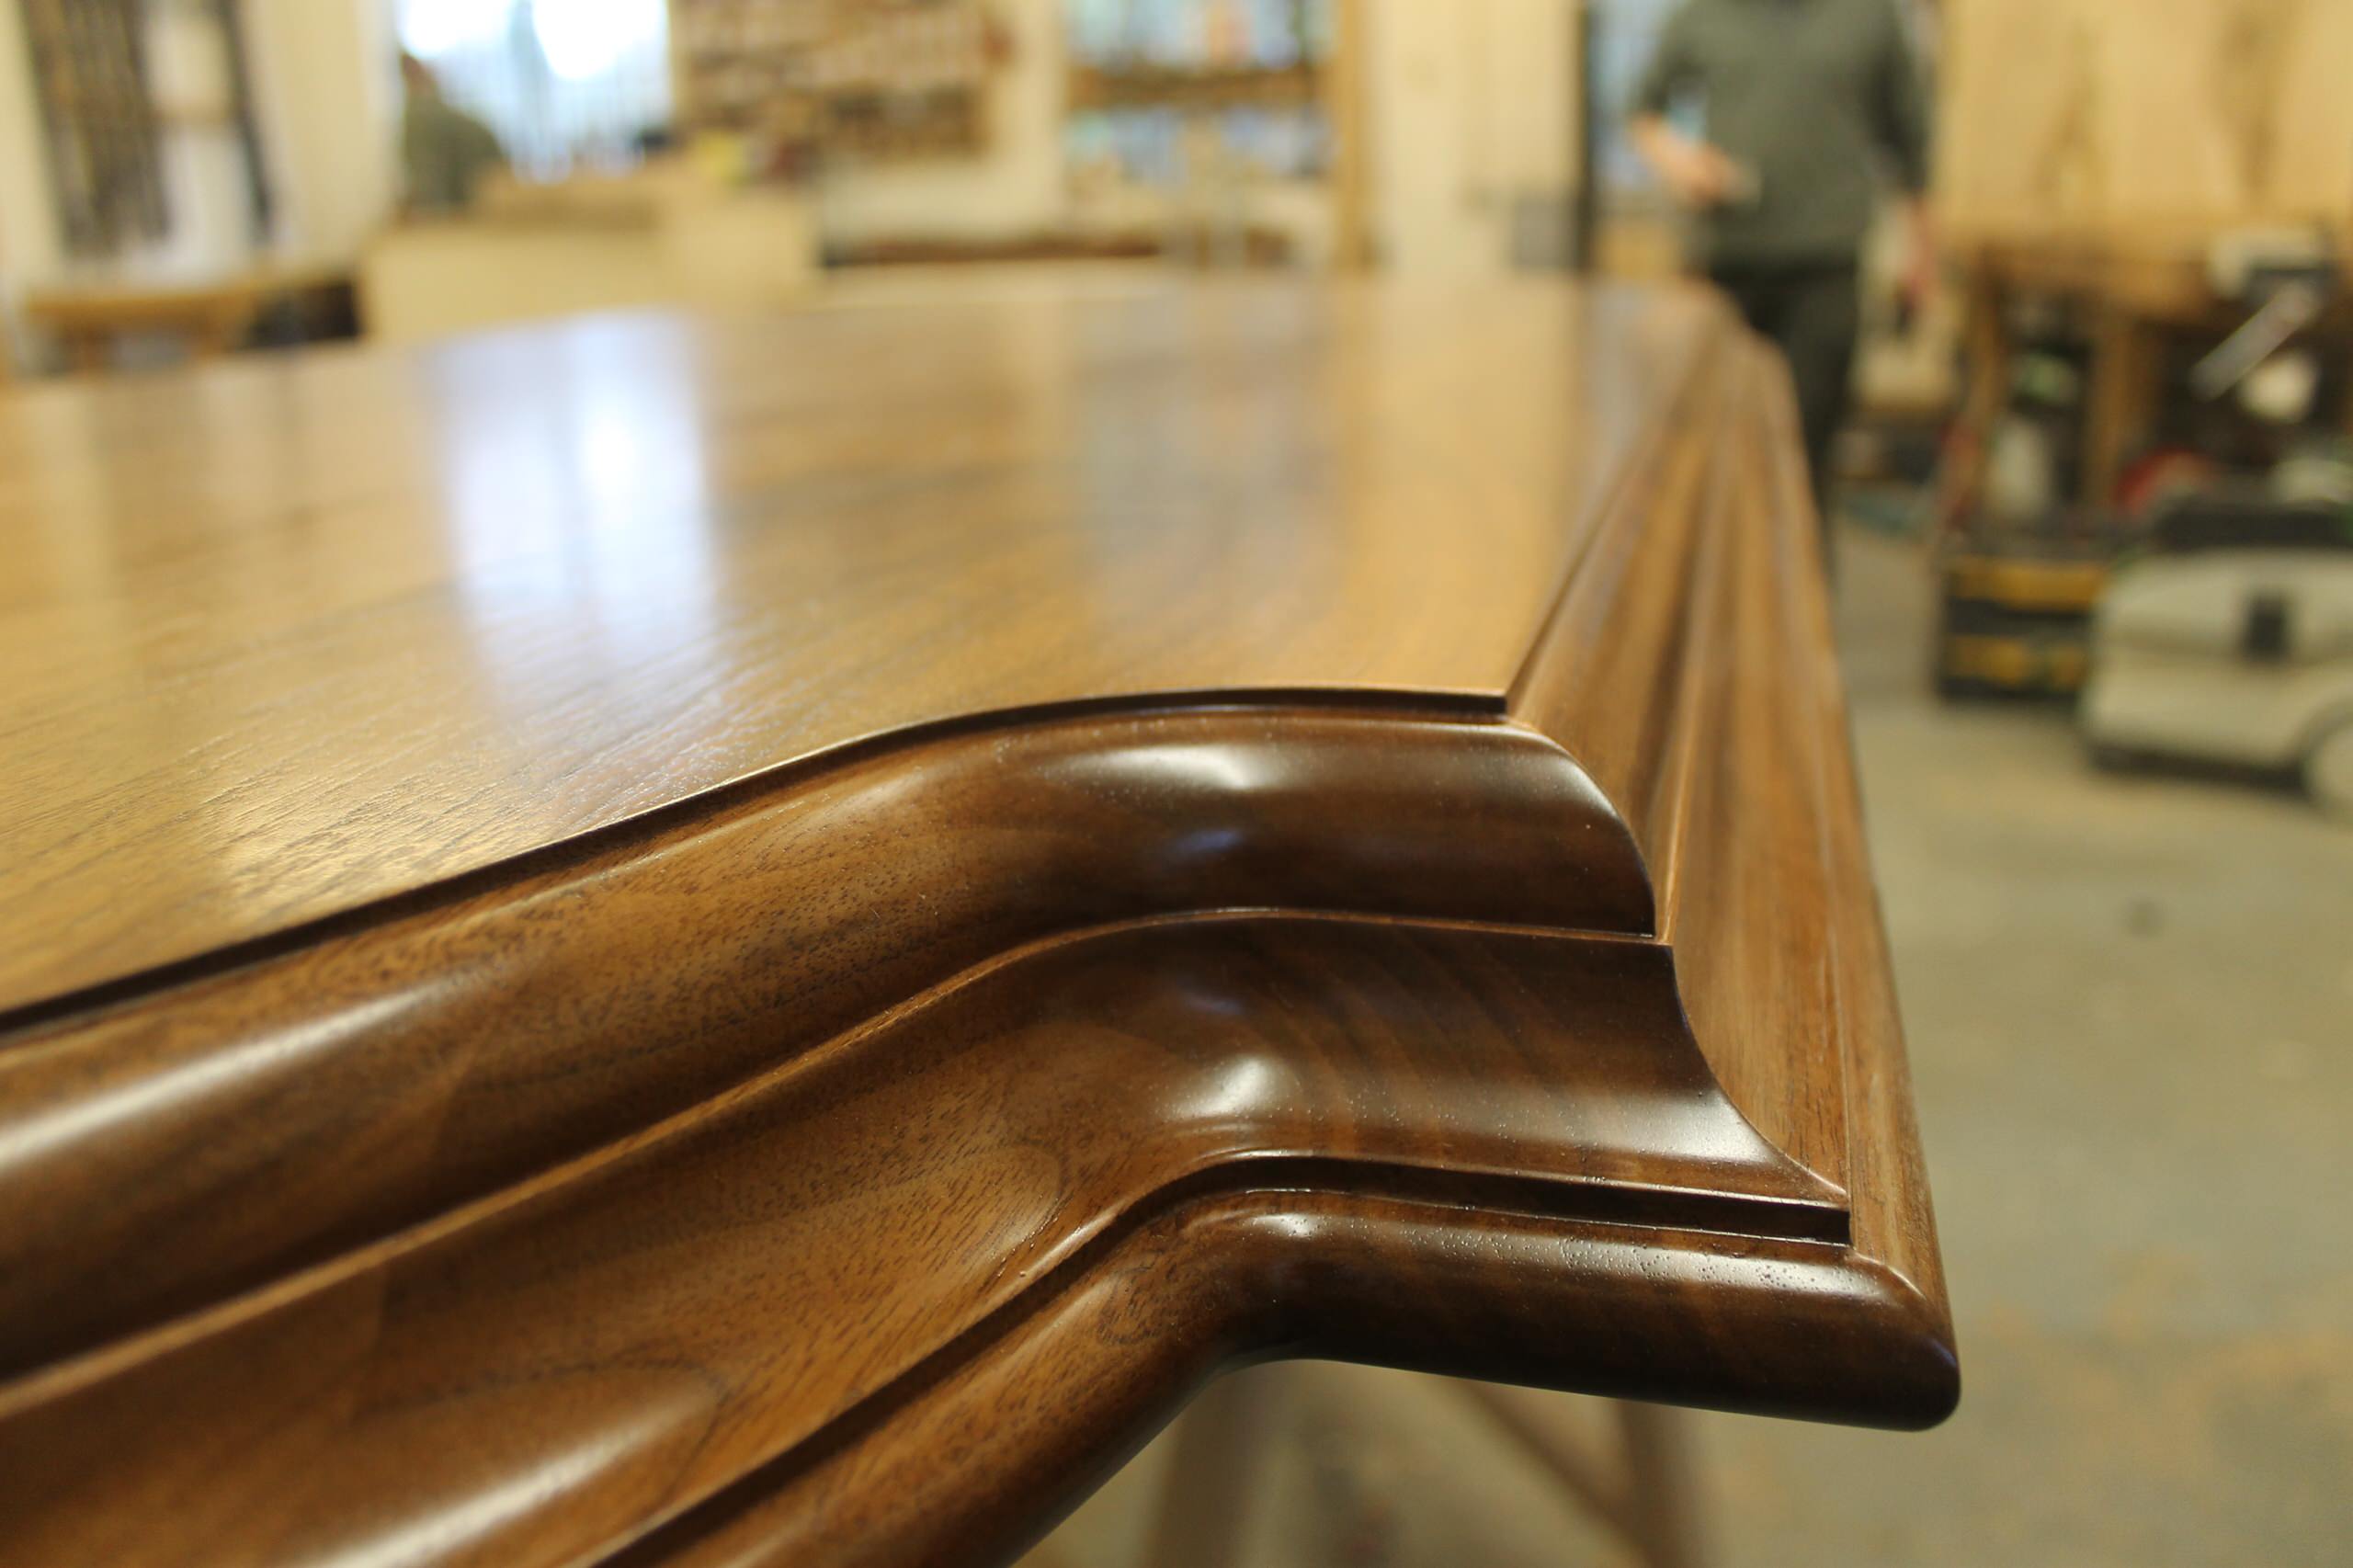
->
<box><xmin>20</xmin><ymin>0</ymin><xmax>167</xmax><ymax>256</ymax></box>
<box><xmin>1066</xmin><ymin>62</ymin><xmax>1320</xmax><ymax>112</ymax></box>
<box><xmin>1061</xmin><ymin>0</ymin><xmax>1368</xmax><ymax>267</ymax></box>
<box><xmin>19</xmin><ymin>0</ymin><xmax>273</xmax><ymax>267</ymax></box>
<box><xmin>670</xmin><ymin>0</ymin><xmax>1004</xmax><ymax>164</ymax></box>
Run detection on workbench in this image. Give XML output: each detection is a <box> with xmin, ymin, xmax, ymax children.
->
<box><xmin>1953</xmin><ymin>233</ymin><xmax>2353</xmax><ymax>516</ymax></box>
<box><xmin>0</xmin><ymin>279</ymin><xmax>1956</xmax><ymax>1566</ymax></box>
<box><xmin>1935</xmin><ymin>233</ymin><xmax>2353</xmax><ymax>697</ymax></box>
<box><xmin>21</xmin><ymin>264</ymin><xmax>352</xmax><ymax>372</ymax></box>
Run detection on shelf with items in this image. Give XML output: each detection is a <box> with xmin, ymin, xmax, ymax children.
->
<box><xmin>1062</xmin><ymin>0</ymin><xmax>1338</xmax><ymax>197</ymax></box>
<box><xmin>670</xmin><ymin>0</ymin><xmax>1006</xmax><ymax>164</ymax></box>
<box><xmin>1067</xmin><ymin>62</ymin><xmax>1319</xmax><ymax>112</ymax></box>
<box><xmin>1065</xmin><ymin>0</ymin><xmax>1331</xmax><ymax>74</ymax></box>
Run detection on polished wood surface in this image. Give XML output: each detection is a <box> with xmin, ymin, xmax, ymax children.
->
<box><xmin>2</xmin><ymin>283</ymin><xmax>1687</xmax><ymax>1015</ymax></box>
<box><xmin>0</xmin><ymin>278</ymin><xmax>1955</xmax><ymax>1568</ymax></box>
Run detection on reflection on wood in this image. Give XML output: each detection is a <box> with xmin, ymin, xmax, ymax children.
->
<box><xmin>0</xmin><ymin>279</ymin><xmax>1955</xmax><ymax>1568</ymax></box>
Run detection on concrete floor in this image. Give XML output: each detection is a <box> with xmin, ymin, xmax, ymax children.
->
<box><xmin>1026</xmin><ymin>525</ymin><xmax>2353</xmax><ymax>1568</ymax></box>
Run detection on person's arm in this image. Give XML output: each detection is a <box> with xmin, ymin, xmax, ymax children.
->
<box><xmin>1631</xmin><ymin>116</ymin><xmax>1740</xmax><ymax>210</ymax></box>
<box><xmin>1893</xmin><ymin>196</ymin><xmax>1937</xmax><ymax>314</ymax></box>
<box><xmin>1870</xmin><ymin>3</ymin><xmax>1938</xmax><ymax>309</ymax></box>
<box><xmin>1628</xmin><ymin>5</ymin><xmax>1737</xmax><ymax>211</ymax></box>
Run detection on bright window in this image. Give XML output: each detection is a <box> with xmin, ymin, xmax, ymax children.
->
<box><xmin>1587</xmin><ymin>0</ymin><xmax>1679</xmax><ymax>197</ymax></box>
<box><xmin>395</xmin><ymin>0</ymin><xmax>673</xmax><ymax>178</ymax></box>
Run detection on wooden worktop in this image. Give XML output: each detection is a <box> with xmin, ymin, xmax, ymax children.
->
<box><xmin>0</xmin><ymin>279</ymin><xmax>1956</xmax><ymax>1568</ymax></box>
<box><xmin>3</xmin><ymin>283</ymin><xmax>1692</xmax><ymax>1016</ymax></box>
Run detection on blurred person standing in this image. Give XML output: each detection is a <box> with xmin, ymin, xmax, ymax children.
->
<box><xmin>400</xmin><ymin>54</ymin><xmax>508</xmax><ymax>216</ymax></box>
<box><xmin>1631</xmin><ymin>0</ymin><xmax>1934</xmax><ymax>562</ymax></box>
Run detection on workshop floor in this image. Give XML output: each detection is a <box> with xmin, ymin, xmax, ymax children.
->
<box><xmin>1026</xmin><ymin>525</ymin><xmax>2353</xmax><ymax>1568</ymax></box>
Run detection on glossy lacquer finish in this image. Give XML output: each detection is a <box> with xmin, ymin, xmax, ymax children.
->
<box><xmin>0</xmin><ymin>279</ymin><xmax>1955</xmax><ymax>1568</ymax></box>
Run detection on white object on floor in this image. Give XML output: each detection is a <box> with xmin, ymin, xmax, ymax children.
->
<box><xmin>2083</xmin><ymin>551</ymin><xmax>2353</xmax><ymax>816</ymax></box>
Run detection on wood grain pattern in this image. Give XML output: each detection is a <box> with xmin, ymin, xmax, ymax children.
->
<box><xmin>0</xmin><ymin>278</ymin><xmax>1956</xmax><ymax>1568</ymax></box>
<box><xmin>0</xmin><ymin>284</ymin><xmax>1698</xmax><ymax>1014</ymax></box>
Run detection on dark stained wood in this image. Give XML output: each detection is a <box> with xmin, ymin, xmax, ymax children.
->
<box><xmin>0</xmin><ymin>278</ymin><xmax>1956</xmax><ymax>1568</ymax></box>
<box><xmin>0</xmin><ymin>284</ymin><xmax>1694</xmax><ymax>1015</ymax></box>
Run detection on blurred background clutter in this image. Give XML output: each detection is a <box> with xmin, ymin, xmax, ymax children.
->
<box><xmin>2</xmin><ymin>2</ymin><xmax>2349</xmax><ymax>1564</ymax></box>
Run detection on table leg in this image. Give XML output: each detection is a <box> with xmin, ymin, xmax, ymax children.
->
<box><xmin>1142</xmin><ymin>1367</ymin><xmax>1284</xmax><ymax>1568</ymax></box>
<box><xmin>1618</xmin><ymin>1400</ymin><xmax>1706</xmax><ymax>1568</ymax></box>
<box><xmin>2084</xmin><ymin>304</ymin><xmax>2162</xmax><ymax>509</ymax></box>
<box><xmin>1458</xmin><ymin>1384</ymin><xmax>1707</xmax><ymax>1568</ymax></box>
<box><xmin>1938</xmin><ymin>266</ymin><xmax>2012</xmax><ymax>540</ymax></box>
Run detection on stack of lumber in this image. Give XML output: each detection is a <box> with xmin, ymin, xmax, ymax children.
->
<box><xmin>1937</xmin><ymin>0</ymin><xmax>2353</xmax><ymax>243</ymax></box>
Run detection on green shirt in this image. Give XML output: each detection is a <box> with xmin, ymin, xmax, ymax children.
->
<box><xmin>1635</xmin><ymin>0</ymin><xmax>1929</xmax><ymax>266</ymax></box>
<box><xmin>402</xmin><ymin>93</ymin><xmax>508</xmax><ymax>215</ymax></box>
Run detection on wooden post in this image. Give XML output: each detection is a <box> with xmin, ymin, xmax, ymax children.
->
<box><xmin>2083</xmin><ymin>301</ymin><xmax>2161</xmax><ymax>508</ymax></box>
<box><xmin>1142</xmin><ymin>1369</ymin><xmax>1284</xmax><ymax>1568</ymax></box>
<box><xmin>1618</xmin><ymin>1400</ymin><xmax>1708</xmax><ymax>1568</ymax></box>
<box><xmin>1570</xmin><ymin>0</ymin><xmax>1597</xmax><ymax>274</ymax></box>
<box><xmin>1328</xmin><ymin>0</ymin><xmax>1372</xmax><ymax>271</ymax></box>
<box><xmin>1936</xmin><ymin>255</ymin><xmax>2012</xmax><ymax>540</ymax></box>
<box><xmin>1458</xmin><ymin>1384</ymin><xmax>1708</xmax><ymax>1568</ymax></box>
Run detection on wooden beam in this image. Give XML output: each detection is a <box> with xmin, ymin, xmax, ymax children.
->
<box><xmin>1328</xmin><ymin>0</ymin><xmax>1373</xmax><ymax>270</ymax></box>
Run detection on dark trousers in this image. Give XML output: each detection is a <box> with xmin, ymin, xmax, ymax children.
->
<box><xmin>1709</xmin><ymin>260</ymin><xmax>1859</xmax><ymax>568</ymax></box>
